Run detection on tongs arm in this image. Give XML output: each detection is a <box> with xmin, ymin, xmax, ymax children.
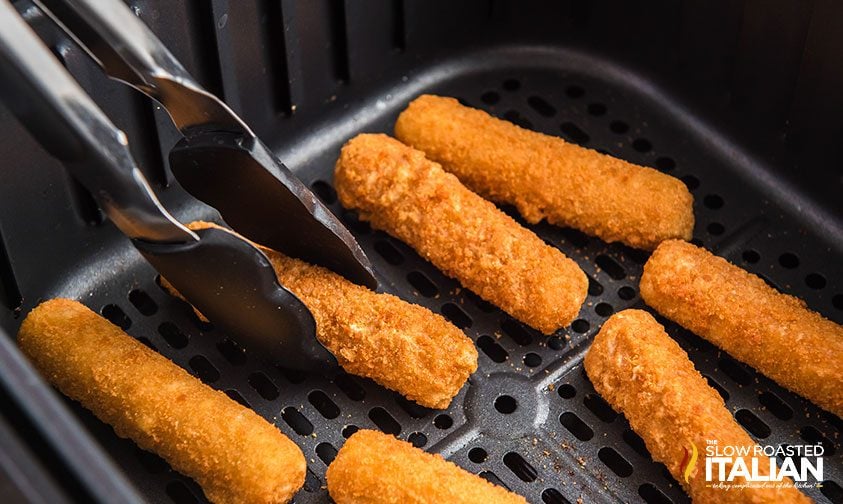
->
<box><xmin>0</xmin><ymin>0</ymin><xmax>193</xmax><ymax>244</ymax></box>
<box><xmin>33</xmin><ymin>0</ymin><xmax>250</xmax><ymax>135</ymax></box>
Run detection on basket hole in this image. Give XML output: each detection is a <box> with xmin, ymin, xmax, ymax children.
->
<box><xmin>101</xmin><ymin>304</ymin><xmax>132</xmax><ymax>330</ymax></box>
<box><xmin>502</xmin><ymin>79</ymin><xmax>520</xmax><ymax>91</ymax></box>
<box><xmin>595</xmin><ymin>302</ymin><xmax>613</xmax><ymax>317</ymax></box>
<box><xmin>588</xmin><ymin>277</ymin><xmax>604</xmax><ymax>296</ymax></box>
<box><xmin>503</xmin><ymin>110</ymin><xmax>533</xmax><ymax>130</ymax></box>
<box><xmin>718</xmin><ymin>357</ymin><xmax>752</xmax><ymax>385</ymax></box>
<box><xmin>565</xmin><ymin>85</ymin><xmax>585</xmax><ymax>98</ymax></box>
<box><xmin>821</xmin><ymin>480</ymin><xmax>843</xmax><ymax>502</ymax></box>
<box><xmin>369</xmin><ymin>407</ymin><xmax>401</xmax><ymax>435</ymax></box>
<box><xmin>503</xmin><ymin>452</ymin><xmax>537</xmax><ymax>482</ymax></box>
<box><xmin>623</xmin><ymin>429</ymin><xmax>651</xmax><ymax>458</ymax></box>
<box><xmin>395</xmin><ymin>394</ymin><xmax>432</xmax><ymax>419</ymax></box>
<box><xmin>571</xmin><ymin>319</ymin><xmax>590</xmax><ymax>334</ymax></box>
<box><xmin>128</xmin><ymin>289</ymin><xmax>157</xmax><ymax>316</ymax></box>
<box><xmin>758</xmin><ymin>391</ymin><xmax>793</xmax><ymax>420</ymax></box>
<box><xmin>495</xmin><ymin>395</ymin><xmax>517</xmax><ymax>414</ymax></box>
<box><xmin>341</xmin><ymin>425</ymin><xmax>358</xmax><ymax>438</ymax></box>
<box><xmin>469</xmin><ymin>447</ymin><xmax>488</xmax><ymax>463</ymax></box>
<box><xmin>742</xmin><ymin>250</ymin><xmax>761</xmax><ymax>264</ymax></box>
<box><xmin>501</xmin><ymin>318</ymin><xmax>533</xmax><ymax>345</ymax></box>
<box><xmin>467</xmin><ymin>291</ymin><xmax>497</xmax><ymax>312</ymax></box>
<box><xmin>587</xmin><ymin>103</ymin><xmax>606</xmax><ymax>116</ymax></box>
<box><xmin>316</xmin><ymin>442</ymin><xmax>337</xmax><ymax>465</ymax></box>
<box><xmin>801</xmin><ymin>426</ymin><xmax>835</xmax><ymax>456</ymax></box>
<box><xmin>599</xmin><ymin>446</ymin><xmax>633</xmax><ymax>477</ymax></box>
<box><xmin>481</xmin><ymin>91</ymin><xmax>500</xmax><ymax>105</ymax></box>
<box><xmin>434</xmin><ymin>414</ymin><xmax>453</xmax><ymax>429</ymax></box>
<box><xmin>655</xmin><ymin>157</ymin><xmax>675</xmax><ymax>171</ymax></box>
<box><xmin>560</xmin><ymin>412</ymin><xmax>593</xmax><ymax>441</ymax></box>
<box><xmin>542</xmin><ymin>488</ymin><xmax>572</xmax><ymax>504</ymax></box>
<box><xmin>158</xmin><ymin>322</ymin><xmax>188</xmax><ymax>349</ymax></box>
<box><xmin>310</xmin><ymin>180</ymin><xmax>336</xmax><ymax>204</ymax></box>
<box><xmin>681</xmin><ymin>175</ymin><xmax>699</xmax><ymax>190</ymax></box>
<box><xmin>334</xmin><ymin>373</ymin><xmax>366</xmax><ymax>401</ymax></box>
<box><xmin>805</xmin><ymin>273</ymin><xmax>826</xmax><ymax>289</ymax></box>
<box><xmin>374</xmin><ymin>240</ymin><xmax>404</xmax><ymax>265</ymax></box>
<box><xmin>557</xmin><ymin>384</ymin><xmax>576</xmax><ymax>399</ymax></box>
<box><xmin>632</xmin><ymin>138</ymin><xmax>652</xmax><ymax>153</ymax></box>
<box><xmin>596</xmin><ymin>255</ymin><xmax>625</xmax><ymax>280</ymax></box>
<box><xmin>441</xmin><ymin>303</ymin><xmax>472</xmax><ymax>328</ymax></box>
<box><xmin>523</xmin><ymin>353</ymin><xmax>542</xmax><ymax>367</ymax></box>
<box><xmin>735</xmin><ymin>409</ymin><xmax>770</xmax><ymax>438</ymax></box>
<box><xmin>703</xmin><ymin>194</ymin><xmax>724</xmax><ymax>210</ymax></box>
<box><xmin>703</xmin><ymin>375</ymin><xmax>730</xmax><ymax>401</ymax></box>
<box><xmin>341</xmin><ymin>210</ymin><xmax>370</xmax><ymax>233</ymax></box>
<box><xmin>188</xmin><ymin>355</ymin><xmax>219</xmax><ymax>384</ymax></box>
<box><xmin>559</xmin><ymin>122</ymin><xmax>589</xmax><ymax>145</ymax></box>
<box><xmin>165</xmin><ymin>481</ymin><xmax>197</xmax><ymax>504</ymax></box>
<box><xmin>308</xmin><ymin>390</ymin><xmax>340</xmax><ymax>419</ymax></box>
<box><xmin>303</xmin><ymin>469</ymin><xmax>320</xmax><ymax>492</ymax></box>
<box><xmin>477</xmin><ymin>335</ymin><xmax>508</xmax><ymax>363</ymax></box>
<box><xmin>527</xmin><ymin>96</ymin><xmax>556</xmax><ymax>117</ymax></box>
<box><xmin>707</xmin><ymin>222</ymin><xmax>724</xmax><ymax>235</ymax></box>
<box><xmin>282</xmin><ymin>407</ymin><xmax>313</xmax><ymax>436</ymax></box>
<box><xmin>778</xmin><ymin>252</ymin><xmax>799</xmax><ymax>269</ymax></box>
<box><xmin>248</xmin><ymin>372</ymin><xmax>279</xmax><ymax>401</ymax></box>
<box><xmin>224</xmin><ymin>389</ymin><xmax>250</xmax><ymax>408</ymax></box>
<box><xmin>638</xmin><ymin>483</ymin><xmax>672</xmax><ymax>504</ymax></box>
<box><xmin>584</xmin><ymin>393</ymin><xmax>617</xmax><ymax>422</ymax></box>
<box><xmin>609</xmin><ymin>120</ymin><xmax>629</xmax><ymax>134</ymax></box>
<box><xmin>137</xmin><ymin>337</ymin><xmax>157</xmax><ymax>351</ymax></box>
<box><xmin>216</xmin><ymin>338</ymin><xmax>246</xmax><ymax>365</ymax></box>
<box><xmin>135</xmin><ymin>448</ymin><xmax>168</xmax><ymax>474</ymax></box>
<box><xmin>618</xmin><ymin>286</ymin><xmax>636</xmax><ymax>300</ymax></box>
<box><xmin>406</xmin><ymin>271</ymin><xmax>438</xmax><ymax>297</ymax></box>
<box><xmin>479</xmin><ymin>471</ymin><xmax>510</xmax><ymax>489</ymax></box>
<box><xmin>548</xmin><ymin>336</ymin><xmax>566</xmax><ymax>350</ymax></box>
<box><xmin>833</xmin><ymin>294</ymin><xmax>843</xmax><ymax>310</ymax></box>
<box><xmin>407</xmin><ymin>432</ymin><xmax>427</xmax><ymax>448</ymax></box>
<box><xmin>560</xmin><ymin>228</ymin><xmax>590</xmax><ymax>248</ymax></box>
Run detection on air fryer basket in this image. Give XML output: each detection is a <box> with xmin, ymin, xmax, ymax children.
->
<box><xmin>0</xmin><ymin>1</ymin><xmax>840</xmax><ymax>503</ymax></box>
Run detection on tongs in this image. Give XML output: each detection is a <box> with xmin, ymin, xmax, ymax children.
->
<box><xmin>0</xmin><ymin>0</ymin><xmax>377</xmax><ymax>371</ymax></box>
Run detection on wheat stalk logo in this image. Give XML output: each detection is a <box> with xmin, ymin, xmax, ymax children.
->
<box><xmin>681</xmin><ymin>441</ymin><xmax>699</xmax><ymax>484</ymax></box>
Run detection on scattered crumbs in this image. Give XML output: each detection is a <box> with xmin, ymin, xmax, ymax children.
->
<box><xmin>548</xmin><ymin>383</ymin><xmax>555</xmax><ymax>391</ymax></box>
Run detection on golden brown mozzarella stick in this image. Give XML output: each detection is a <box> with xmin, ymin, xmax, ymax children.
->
<box><xmin>584</xmin><ymin>310</ymin><xmax>809</xmax><ymax>504</ymax></box>
<box><xmin>18</xmin><ymin>299</ymin><xmax>305</xmax><ymax>504</ymax></box>
<box><xmin>173</xmin><ymin>222</ymin><xmax>477</xmax><ymax>409</ymax></box>
<box><xmin>334</xmin><ymin>133</ymin><xmax>588</xmax><ymax>334</ymax></box>
<box><xmin>326</xmin><ymin>429</ymin><xmax>527</xmax><ymax>504</ymax></box>
<box><xmin>640</xmin><ymin>239</ymin><xmax>843</xmax><ymax>417</ymax></box>
<box><xmin>394</xmin><ymin>94</ymin><xmax>694</xmax><ymax>250</ymax></box>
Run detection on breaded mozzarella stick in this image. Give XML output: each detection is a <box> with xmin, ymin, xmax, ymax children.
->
<box><xmin>395</xmin><ymin>94</ymin><xmax>694</xmax><ymax>250</ymax></box>
<box><xmin>584</xmin><ymin>310</ymin><xmax>809</xmax><ymax>503</ymax></box>
<box><xmin>18</xmin><ymin>299</ymin><xmax>305</xmax><ymax>504</ymax></box>
<box><xmin>640</xmin><ymin>239</ymin><xmax>843</xmax><ymax>417</ymax></box>
<box><xmin>326</xmin><ymin>430</ymin><xmax>527</xmax><ymax>504</ymax></box>
<box><xmin>334</xmin><ymin>133</ymin><xmax>588</xmax><ymax>334</ymax></box>
<box><xmin>171</xmin><ymin>222</ymin><xmax>478</xmax><ymax>409</ymax></box>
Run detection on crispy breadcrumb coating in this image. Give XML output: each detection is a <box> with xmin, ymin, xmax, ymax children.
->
<box><xmin>584</xmin><ymin>310</ymin><xmax>810</xmax><ymax>504</ymax></box>
<box><xmin>326</xmin><ymin>429</ymin><xmax>527</xmax><ymax>504</ymax></box>
<box><xmin>334</xmin><ymin>133</ymin><xmax>587</xmax><ymax>334</ymax></box>
<box><xmin>640</xmin><ymin>239</ymin><xmax>843</xmax><ymax>417</ymax></box>
<box><xmin>17</xmin><ymin>299</ymin><xmax>305</xmax><ymax>504</ymax></box>
<box><xmin>394</xmin><ymin>95</ymin><xmax>694</xmax><ymax>250</ymax></box>
<box><xmin>170</xmin><ymin>222</ymin><xmax>477</xmax><ymax>409</ymax></box>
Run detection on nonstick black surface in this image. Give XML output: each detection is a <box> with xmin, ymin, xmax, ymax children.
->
<box><xmin>1</xmin><ymin>46</ymin><xmax>842</xmax><ymax>503</ymax></box>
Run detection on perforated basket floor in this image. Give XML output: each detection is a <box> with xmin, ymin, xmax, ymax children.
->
<box><xmin>23</xmin><ymin>48</ymin><xmax>843</xmax><ymax>503</ymax></box>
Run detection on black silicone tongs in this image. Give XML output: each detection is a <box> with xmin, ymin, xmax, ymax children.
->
<box><xmin>0</xmin><ymin>0</ymin><xmax>377</xmax><ymax>371</ymax></box>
